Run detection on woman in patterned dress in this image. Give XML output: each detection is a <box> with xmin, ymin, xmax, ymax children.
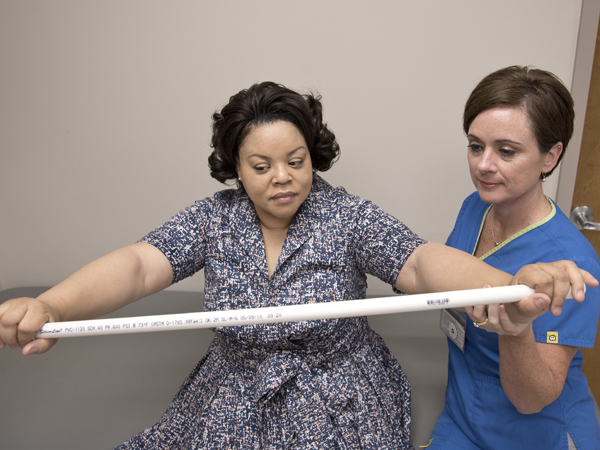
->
<box><xmin>0</xmin><ymin>81</ymin><xmax>594</xmax><ymax>450</ymax></box>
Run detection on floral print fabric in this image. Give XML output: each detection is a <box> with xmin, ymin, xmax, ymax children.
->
<box><xmin>117</xmin><ymin>175</ymin><xmax>425</xmax><ymax>449</ymax></box>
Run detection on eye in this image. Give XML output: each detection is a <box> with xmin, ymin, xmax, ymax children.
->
<box><xmin>499</xmin><ymin>148</ymin><xmax>516</xmax><ymax>158</ymax></box>
<box><xmin>253</xmin><ymin>165</ymin><xmax>269</xmax><ymax>173</ymax></box>
<box><xmin>467</xmin><ymin>143</ymin><xmax>483</xmax><ymax>153</ymax></box>
<box><xmin>289</xmin><ymin>158</ymin><xmax>304</xmax><ymax>168</ymax></box>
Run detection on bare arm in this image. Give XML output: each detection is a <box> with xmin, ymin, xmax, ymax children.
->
<box><xmin>0</xmin><ymin>242</ymin><xmax>172</xmax><ymax>355</ymax></box>
<box><xmin>396</xmin><ymin>243</ymin><xmax>512</xmax><ymax>293</ymax></box>
<box><xmin>499</xmin><ymin>327</ymin><xmax>577</xmax><ymax>414</ymax></box>
<box><xmin>467</xmin><ymin>302</ymin><xmax>579</xmax><ymax>413</ymax></box>
<box><xmin>396</xmin><ymin>243</ymin><xmax>593</xmax><ymax>316</ymax></box>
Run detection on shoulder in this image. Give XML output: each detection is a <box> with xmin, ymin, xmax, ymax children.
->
<box><xmin>169</xmin><ymin>189</ymin><xmax>238</xmax><ymax>217</ymax></box>
<box><xmin>211</xmin><ymin>187</ymin><xmax>247</xmax><ymax>207</ymax></box>
<box><xmin>446</xmin><ymin>192</ymin><xmax>488</xmax><ymax>247</ymax></box>
<box><xmin>306</xmin><ymin>176</ymin><xmax>407</xmax><ymax>236</ymax></box>
<box><xmin>311</xmin><ymin>174</ymin><xmax>352</xmax><ymax>202</ymax></box>
<box><xmin>203</xmin><ymin>188</ymin><xmax>254</xmax><ymax>217</ymax></box>
<box><xmin>451</xmin><ymin>191</ymin><xmax>489</xmax><ymax>230</ymax></box>
<box><xmin>308</xmin><ymin>175</ymin><xmax>369</xmax><ymax>215</ymax></box>
<box><xmin>311</xmin><ymin>175</ymin><xmax>384</xmax><ymax>212</ymax></box>
<box><xmin>458</xmin><ymin>192</ymin><xmax>487</xmax><ymax>218</ymax></box>
<box><xmin>152</xmin><ymin>188</ymin><xmax>251</xmax><ymax>231</ymax></box>
<box><xmin>539</xmin><ymin>202</ymin><xmax>600</xmax><ymax>272</ymax></box>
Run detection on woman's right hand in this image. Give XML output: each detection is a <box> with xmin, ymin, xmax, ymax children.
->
<box><xmin>0</xmin><ymin>297</ymin><xmax>60</xmax><ymax>355</ymax></box>
<box><xmin>0</xmin><ymin>244</ymin><xmax>173</xmax><ymax>357</ymax></box>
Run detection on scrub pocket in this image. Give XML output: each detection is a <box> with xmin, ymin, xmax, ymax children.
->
<box><xmin>426</xmin><ymin>413</ymin><xmax>480</xmax><ymax>450</ymax></box>
<box><xmin>468</xmin><ymin>372</ymin><xmax>567</xmax><ymax>449</ymax></box>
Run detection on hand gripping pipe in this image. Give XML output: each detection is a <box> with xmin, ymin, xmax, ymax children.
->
<box><xmin>35</xmin><ymin>285</ymin><xmax>551</xmax><ymax>339</ymax></box>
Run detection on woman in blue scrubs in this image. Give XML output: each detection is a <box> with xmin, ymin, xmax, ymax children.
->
<box><xmin>428</xmin><ymin>66</ymin><xmax>600</xmax><ymax>450</ymax></box>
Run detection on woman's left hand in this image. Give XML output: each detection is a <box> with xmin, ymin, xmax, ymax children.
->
<box><xmin>470</xmin><ymin>260</ymin><xmax>599</xmax><ymax>333</ymax></box>
<box><xmin>510</xmin><ymin>260</ymin><xmax>598</xmax><ymax>317</ymax></box>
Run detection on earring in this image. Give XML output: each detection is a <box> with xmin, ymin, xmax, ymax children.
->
<box><xmin>541</xmin><ymin>173</ymin><xmax>547</xmax><ymax>182</ymax></box>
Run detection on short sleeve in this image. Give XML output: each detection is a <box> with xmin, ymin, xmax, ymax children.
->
<box><xmin>350</xmin><ymin>199</ymin><xmax>427</xmax><ymax>293</ymax></box>
<box><xmin>532</xmin><ymin>254</ymin><xmax>600</xmax><ymax>348</ymax></box>
<box><xmin>138</xmin><ymin>198</ymin><xmax>212</xmax><ymax>284</ymax></box>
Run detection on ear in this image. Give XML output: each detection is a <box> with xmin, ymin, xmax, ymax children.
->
<box><xmin>542</xmin><ymin>142</ymin><xmax>563</xmax><ymax>173</ymax></box>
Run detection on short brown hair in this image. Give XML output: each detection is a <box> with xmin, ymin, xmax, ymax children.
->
<box><xmin>463</xmin><ymin>66</ymin><xmax>574</xmax><ymax>176</ymax></box>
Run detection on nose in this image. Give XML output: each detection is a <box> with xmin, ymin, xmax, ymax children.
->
<box><xmin>272</xmin><ymin>163</ymin><xmax>292</xmax><ymax>184</ymax></box>
<box><xmin>477</xmin><ymin>148</ymin><xmax>497</xmax><ymax>172</ymax></box>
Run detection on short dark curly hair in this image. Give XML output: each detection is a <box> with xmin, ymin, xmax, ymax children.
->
<box><xmin>463</xmin><ymin>66</ymin><xmax>574</xmax><ymax>177</ymax></box>
<box><xmin>208</xmin><ymin>82</ymin><xmax>340</xmax><ymax>188</ymax></box>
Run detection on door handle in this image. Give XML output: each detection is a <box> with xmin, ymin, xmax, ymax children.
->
<box><xmin>570</xmin><ymin>206</ymin><xmax>600</xmax><ymax>231</ymax></box>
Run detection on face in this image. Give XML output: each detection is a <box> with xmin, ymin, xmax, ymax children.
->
<box><xmin>236</xmin><ymin>120</ymin><xmax>313</xmax><ymax>229</ymax></box>
<box><xmin>466</xmin><ymin>107</ymin><xmax>560</xmax><ymax>207</ymax></box>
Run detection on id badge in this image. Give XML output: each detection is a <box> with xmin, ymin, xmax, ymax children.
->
<box><xmin>440</xmin><ymin>309</ymin><xmax>466</xmax><ymax>352</ymax></box>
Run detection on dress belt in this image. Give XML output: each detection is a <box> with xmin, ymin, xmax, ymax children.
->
<box><xmin>213</xmin><ymin>318</ymin><xmax>373</xmax><ymax>447</ymax></box>
<box><xmin>195</xmin><ymin>317</ymin><xmax>410</xmax><ymax>448</ymax></box>
<box><xmin>215</xmin><ymin>317</ymin><xmax>371</xmax><ymax>401</ymax></box>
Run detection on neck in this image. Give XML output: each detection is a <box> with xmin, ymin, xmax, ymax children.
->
<box><xmin>491</xmin><ymin>190</ymin><xmax>551</xmax><ymax>239</ymax></box>
<box><xmin>257</xmin><ymin>214</ymin><xmax>293</xmax><ymax>233</ymax></box>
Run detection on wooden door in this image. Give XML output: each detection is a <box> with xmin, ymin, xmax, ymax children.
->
<box><xmin>572</xmin><ymin>14</ymin><xmax>600</xmax><ymax>403</ymax></box>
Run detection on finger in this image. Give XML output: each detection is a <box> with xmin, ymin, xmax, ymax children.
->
<box><xmin>464</xmin><ymin>305</ymin><xmax>475</xmax><ymax>322</ymax></box>
<box><xmin>497</xmin><ymin>304</ymin><xmax>516</xmax><ymax>334</ymax></box>
<box><xmin>527</xmin><ymin>293</ymin><xmax>552</xmax><ymax>313</ymax></box>
<box><xmin>472</xmin><ymin>305</ymin><xmax>488</xmax><ymax>323</ymax></box>
<box><xmin>22</xmin><ymin>338</ymin><xmax>58</xmax><ymax>356</ymax></box>
<box><xmin>538</xmin><ymin>266</ymin><xmax>566</xmax><ymax>315</ymax></box>
<box><xmin>14</xmin><ymin>302</ymin><xmax>53</xmax><ymax>348</ymax></box>
<box><xmin>553</xmin><ymin>261</ymin><xmax>586</xmax><ymax>303</ymax></box>
<box><xmin>504</xmin><ymin>293</ymin><xmax>550</xmax><ymax>324</ymax></box>
<box><xmin>515</xmin><ymin>263</ymin><xmax>569</xmax><ymax>316</ymax></box>
<box><xmin>582</xmin><ymin>269</ymin><xmax>599</xmax><ymax>289</ymax></box>
<box><xmin>0</xmin><ymin>301</ymin><xmax>27</xmax><ymax>349</ymax></box>
<box><xmin>512</xmin><ymin>264</ymin><xmax>554</xmax><ymax>296</ymax></box>
<box><xmin>567</xmin><ymin>267</ymin><xmax>596</xmax><ymax>303</ymax></box>
<box><xmin>0</xmin><ymin>306</ymin><xmax>7</xmax><ymax>349</ymax></box>
<box><xmin>486</xmin><ymin>304</ymin><xmax>501</xmax><ymax>328</ymax></box>
<box><xmin>0</xmin><ymin>300</ymin><xmax>11</xmax><ymax>317</ymax></box>
<box><xmin>498</xmin><ymin>304</ymin><xmax>509</xmax><ymax>320</ymax></box>
<box><xmin>544</xmin><ymin>263</ymin><xmax>571</xmax><ymax>316</ymax></box>
<box><xmin>17</xmin><ymin>315</ymin><xmax>50</xmax><ymax>348</ymax></box>
<box><xmin>0</xmin><ymin>298</ymin><xmax>55</xmax><ymax>350</ymax></box>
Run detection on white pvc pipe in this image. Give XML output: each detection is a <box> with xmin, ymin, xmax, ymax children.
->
<box><xmin>34</xmin><ymin>285</ymin><xmax>544</xmax><ymax>339</ymax></box>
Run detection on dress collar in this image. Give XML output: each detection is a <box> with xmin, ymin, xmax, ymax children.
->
<box><xmin>226</xmin><ymin>175</ymin><xmax>328</xmax><ymax>278</ymax></box>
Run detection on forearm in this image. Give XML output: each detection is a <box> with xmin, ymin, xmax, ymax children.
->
<box><xmin>37</xmin><ymin>243</ymin><xmax>172</xmax><ymax>322</ymax></box>
<box><xmin>498</xmin><ymin>329</ymin><xmax>565</xmax><ymax>414</ymax></box>
<box><xmin>397</xmin><ymin>242</ymin><xmax>512</xmax><ymax>294</ymax></box>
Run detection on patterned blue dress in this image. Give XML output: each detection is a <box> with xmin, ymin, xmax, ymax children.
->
<box><xmin>117</xmin><ymin>175</ymin><xmax>426</xmax><ymax>449</ymax></box>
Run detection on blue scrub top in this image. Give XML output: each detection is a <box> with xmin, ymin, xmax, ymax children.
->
<box><xmin>431</xmin><ymin>192</ymin><xmax>600</xmax><ymax>450</ymax></box>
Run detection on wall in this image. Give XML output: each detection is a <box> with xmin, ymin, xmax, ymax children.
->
<box><xmin>0</xmin><ymin>1</ymin><xmax>583</xmax><ymax>294</ymax></box>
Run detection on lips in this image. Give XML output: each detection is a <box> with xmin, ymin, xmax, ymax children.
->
<box><xmin>272</xmin><ymin>191</ymin><xmax>296</xmax><ymax>203</ymax></box>
<box><xmin>478</xmin><ymin>180</ymin><xmax>500</xmax><ymax>189</ymax></box>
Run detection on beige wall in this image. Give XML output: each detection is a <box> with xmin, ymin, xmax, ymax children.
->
<box><xmin>0</xmin><ymin>1</ymin><xmax>589</xmax><ymax>295</ymax></box>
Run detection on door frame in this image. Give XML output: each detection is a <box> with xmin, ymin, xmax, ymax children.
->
<box><xmin>556</xmin><ymin>0</ymin><xmax>600</xmax><ymax>213</ymax></box>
